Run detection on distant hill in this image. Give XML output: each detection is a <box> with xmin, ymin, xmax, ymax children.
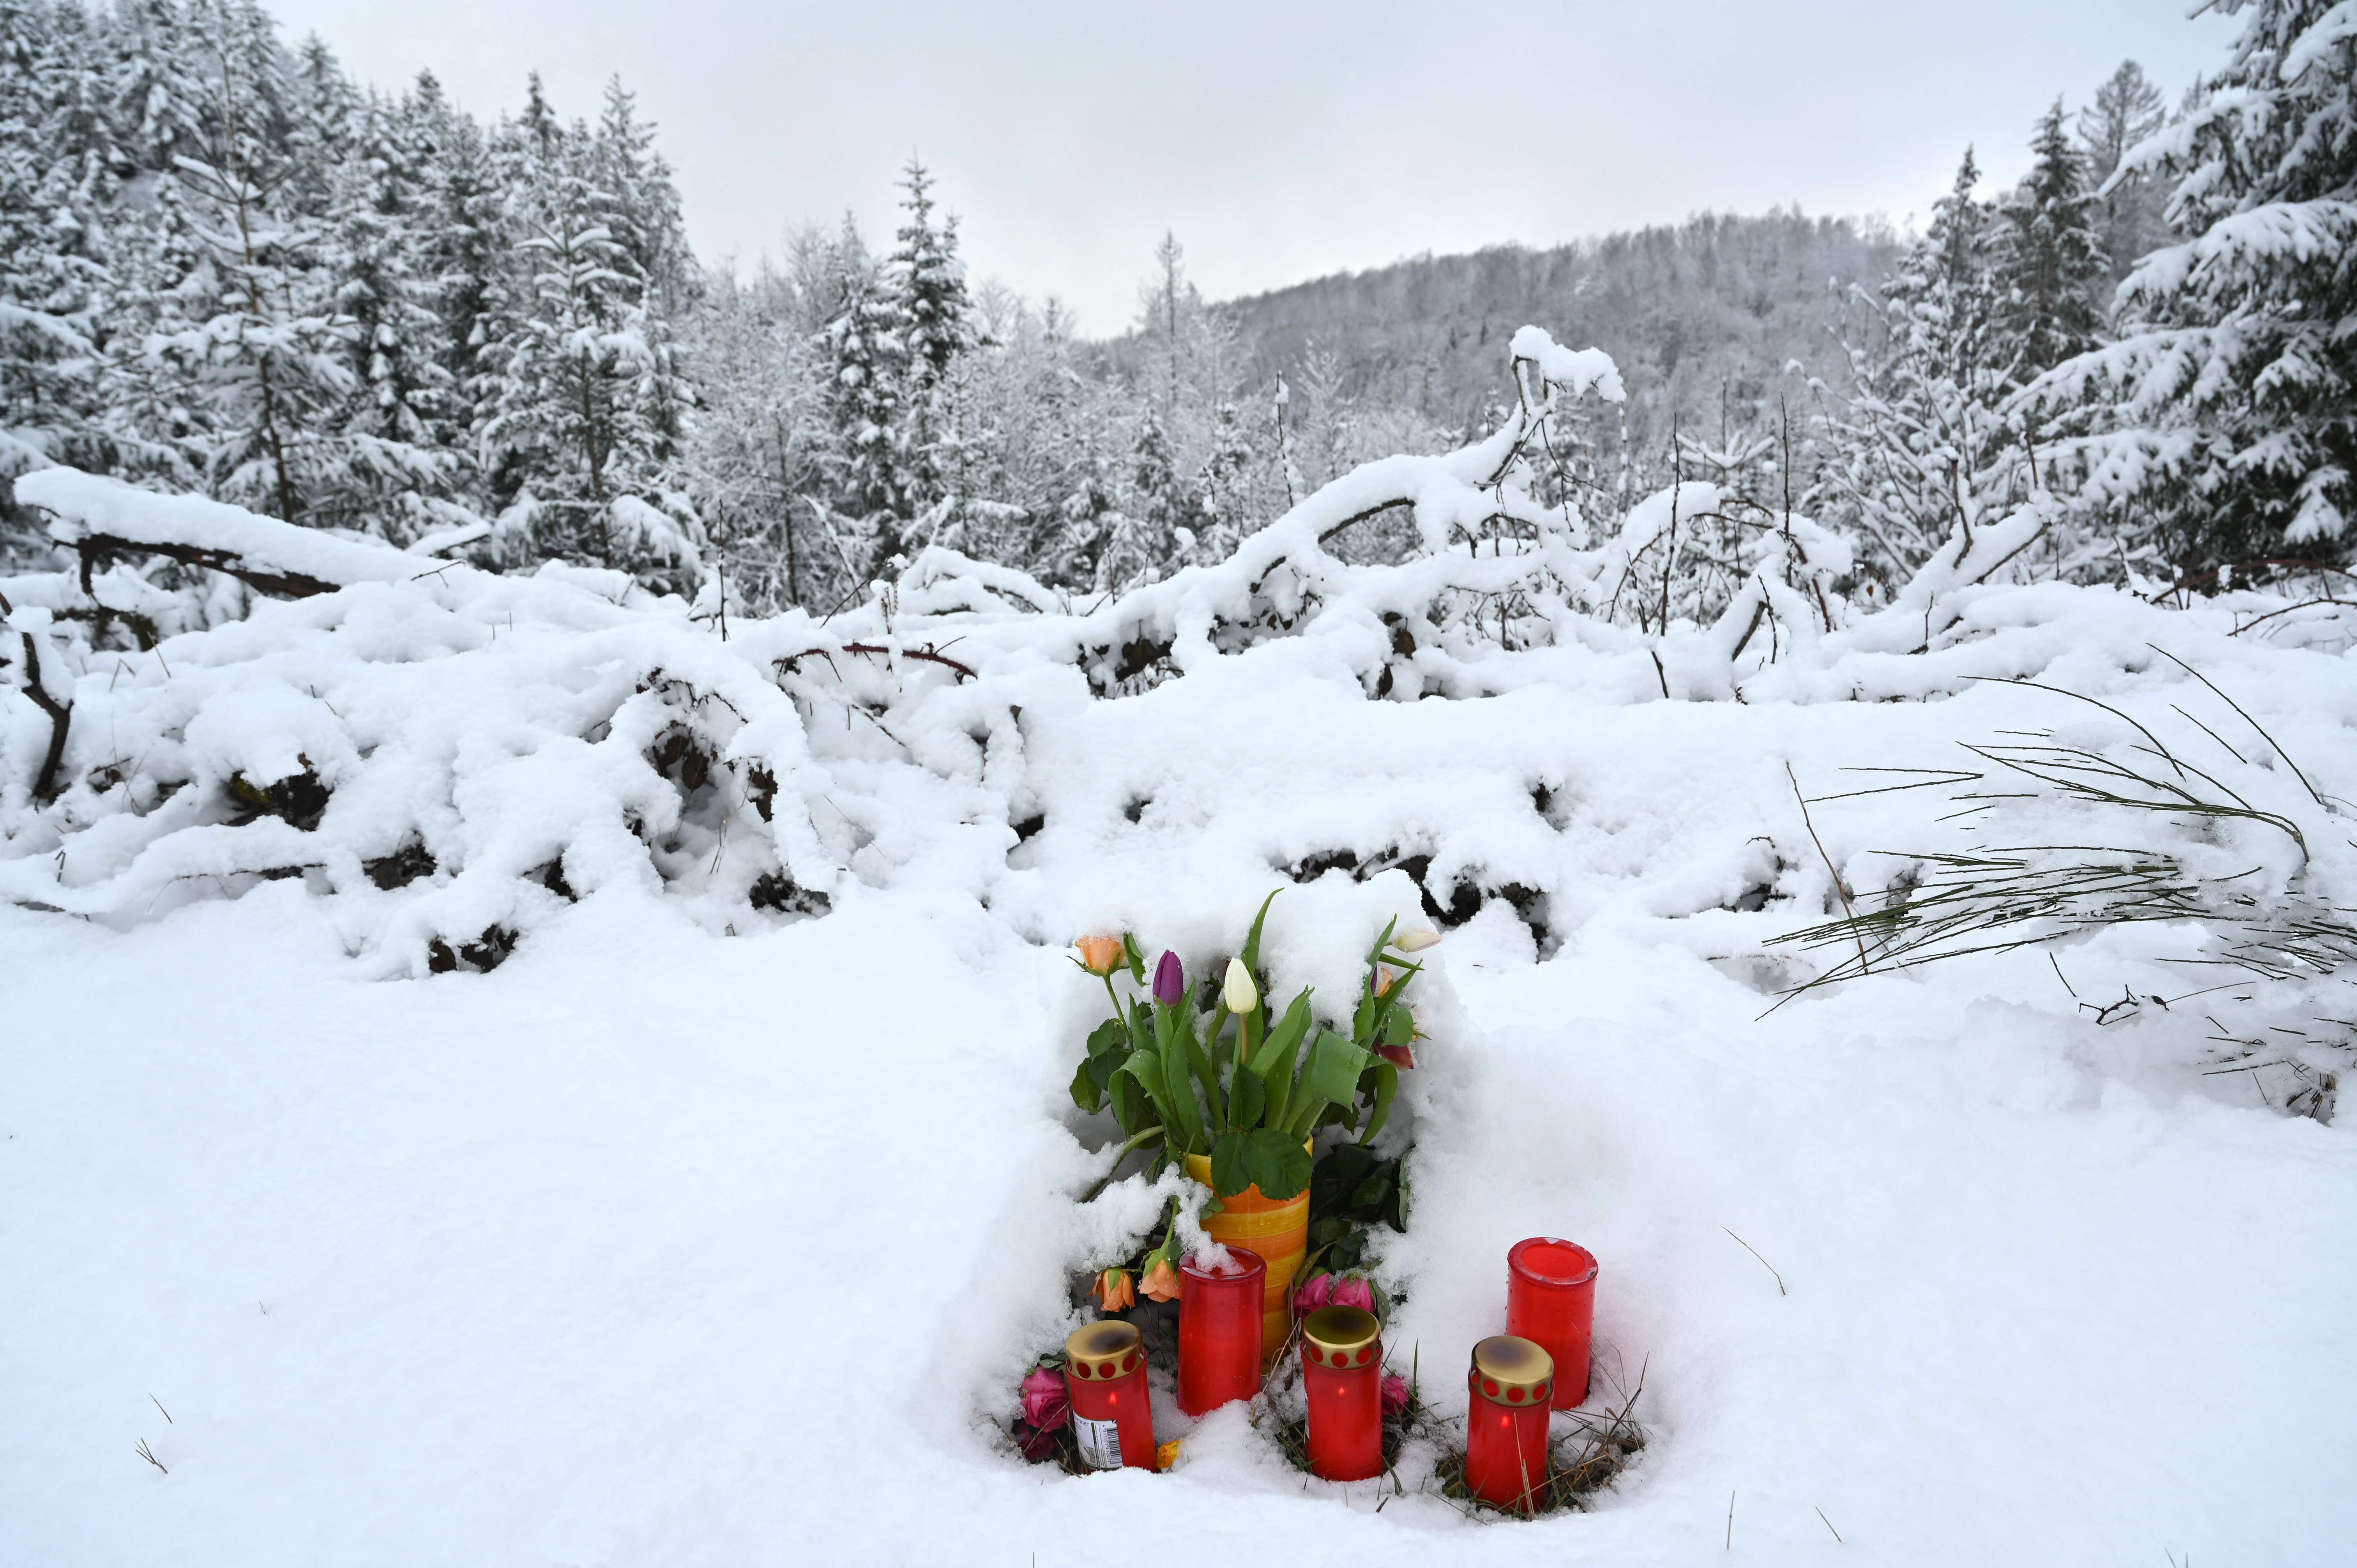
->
<box><xmin>1210</xmin><ymin>210</ymin><xmax>1901</xmax><ymax>456</ymax></box>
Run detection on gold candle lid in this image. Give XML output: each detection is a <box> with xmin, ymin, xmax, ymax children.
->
<box><xmin>1469</xmin><ymin>1335</ymin><xmax>1553</xmax><ymax>1406</ymax></box>
<box><xmin>1065</xmin><ymin>1319</ymin><xmax>1145</xmax><ymax>1383</ymax></box>
<box><xmin>1302</xmin><ymin>1305</ymin><xmax>1380</xmax><ymax>1368</ymax></box>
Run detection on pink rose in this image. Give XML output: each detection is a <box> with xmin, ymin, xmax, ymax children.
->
<box><xmin>1381</xmin><ymin>1374</ymin><xmax>1411</xmax><ymax>1418</ymax></box>
<box><xmin>1332</xmin><ymin>1275</ymin><xmax>1375</xmax><ymax>1313</ymax></box>
<box><xmin>1292</xmin><ymin>1271</ymin><xmax>1334</xmax><ymax>1315</ymax></box>
<box><xmin>1021</xmin><ymin>1366</ymin><xmax>1070</xmax><ymax>1430</ymax></box>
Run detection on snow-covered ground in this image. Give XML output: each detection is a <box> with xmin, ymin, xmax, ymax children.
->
<box><xmin>7</xmin><ymin>618</ymin><xmax>2355</xmax><ymax>1565</ymax></box>
<box><xmin>7</xmin><ymin>345</ymin><xmax>2357</xmax><ymax>1561</ymax></box>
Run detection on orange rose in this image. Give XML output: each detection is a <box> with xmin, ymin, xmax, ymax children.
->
<box><xmin>1075</xmin><ymin>934</ymin><xmax>1124</xmax><ymax>976</ymax></box>
<box><xmin>1091</xmin><ymin>1267</ymin><xmax>1135</xmax><ymax>1312</ymax></box>
<box><xmin>1139</xmin><ymin>1259</ymin><xmax>1181</xmax><ymax>1303</ymax></box>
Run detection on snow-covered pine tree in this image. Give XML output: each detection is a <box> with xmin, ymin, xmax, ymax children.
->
<box><xmin>818</xmin><ymin>214</ymin><xmax>912</xmax><ymax>581</ymax></box>
<box><xmin>479</xmin><ymin>83</ymin><xmax>702</xmax><ymax>589</ymax></box>
<box><xmin>313</xmin><ymin>87</ymin><xmax>465</xmax><ymax>540</ymax></box>
<box><xmin>1194</xmin><ymin>397</ymin><xmax>1253</xmax><ymax>563</ymax></box>
<box><xmin>1</xmin><ymin>0</ymin><xmax>115</xmax><ymax>553</ymax></box>
<box><xmin>1811</xmin><ymin>149</ymin><xmax>2031</xmax><ymax>580</ymax></box>
<box><xmin>1993</xmin><ymin>100</ymin><xmax>2109</xmax><ymax>379</ymax></box>
<box><xmin>401</xmin><ymin>69</ymin><xmax>502</xmax><ymax>461</ymax></box>
<box><xmin>160</xmin><ymin>0</ymin><xmax>356</xmax><ymax>523</ymax></box>
<box><xmin>2028</xmin><ymin>0</ymin><xmax>2357</xmax><ymax>573</ymax></box>
<box><xmin>2078</xmin><ymin>60</ymin><xmax>2171</xmax><ymax>291</ymax></box>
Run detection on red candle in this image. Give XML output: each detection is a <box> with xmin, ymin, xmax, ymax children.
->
<box><xmin>1506</xmin><ymin>1237</ymin><xmax>1597</xmax><ymax>1409</ymax></box>
<box><xmin>1063</xmin><ymin>1320</ymin><xmax>1156</xmax><ymax>1471</ymax></box>
<box><xmin>1463</xmin><ymin>1335</ymin><xmax>1553</xmax><ymax>1512</ymax></box>
<box><xmin>1178</xmin><ymin>1246</ymin><xmax>1265</xmax><ymax>1415</ymax></box>
<box><xmin>1300</xmin><ymin>1304</ymin><xmax>1383</xmax><ymax>1481</ymax></box>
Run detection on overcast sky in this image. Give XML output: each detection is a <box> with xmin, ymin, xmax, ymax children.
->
<box><xmin>266</xmin><ymin>0</ymin><xmax>2234</xmax><ymax>335</ymax></box>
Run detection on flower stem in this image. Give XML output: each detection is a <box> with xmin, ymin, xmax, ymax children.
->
<box><xmin>1079</xmin><ymin>1124</ymin><xmax>1166</xmax><ymax>1203</ymax></box>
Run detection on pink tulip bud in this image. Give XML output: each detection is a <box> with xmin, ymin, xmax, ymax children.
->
<box><xmin>1381</xmin><ymin>1374</ymin><xmax>1411</xmax><ymax>1418</ymax></box>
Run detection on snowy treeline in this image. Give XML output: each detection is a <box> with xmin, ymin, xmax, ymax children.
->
<box><xmin>3</xmin><ymin>0</ymin><xmax>2353</xmax><ymax>621</ymax></box>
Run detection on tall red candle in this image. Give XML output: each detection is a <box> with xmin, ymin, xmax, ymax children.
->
<box><xmin>1178</xmin><ymin>1246</ymin><xmax>1265</xmax><ymax>1415</ymax></box>
<box><xmin>1300</xmin><ymin>1305</ymin><xmax>1383</xmax><ymax>1481</ymax></box>
<box><xmin>1463</xmin><ymin>1335</ymin><xmax>1553</xmax><ymax>1512</ymax></box>
<box><xmin>1063</xmin><ymin>1320</ymin><xmax>1156</xmax><ymax>1471</ymax></box>
<box><xmin>1506</xmin><ymin>1237</ymin><xmax>1597</xmax><ymax>1409</ymax></box>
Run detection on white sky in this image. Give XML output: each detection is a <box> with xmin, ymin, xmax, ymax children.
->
<box><xmin>266</xmin><ymin>0</ymin><xmax>2237</xmax><ymax>335</ymax></box>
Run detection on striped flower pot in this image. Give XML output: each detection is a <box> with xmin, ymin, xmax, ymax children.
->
<box><xmin>1181</xmin><ymin>1148</ymin><xmax>1309</xmax><ymax>1360</ymax></box>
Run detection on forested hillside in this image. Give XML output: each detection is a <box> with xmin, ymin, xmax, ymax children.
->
<box><xmin>1</xmin><ymin>0</ymin><xmax>2342</xmax><ymax>615</ymax></box>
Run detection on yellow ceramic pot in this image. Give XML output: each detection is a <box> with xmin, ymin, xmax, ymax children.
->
<box><xmin>1181</xmin><ymin>1148</ymin><xmax>1311</xmax><ymax>1357</ymax></box>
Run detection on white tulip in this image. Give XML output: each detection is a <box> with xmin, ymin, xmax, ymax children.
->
<box><xmin>1392</xmin><ymin>928</ymin><xmax>1442</xmax><ymax>952</ymax></box>
<box><xmin>1223</xmin><ymin>956</ymin><xmax>1258</xmax><ymax>1013</ymax></box>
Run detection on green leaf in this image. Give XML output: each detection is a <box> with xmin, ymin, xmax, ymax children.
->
<box><xmin>1226</xmin><ymin>1059</ymin><xmax>1266</xmax><ymax>1129</ymax></box>
<box><xmin>1240</xmin><ymin>888</ymin><xmax>1280</xmax><ymax>975</ymax></box>
<box><xmin>1240</xmin><ymin>1128</ymin><xmax>1314</xmax><ymax>1201</ymax></box>
<box><xmin>1303</xmin><ymin>1028</ymin><xmax>1374</xmax><ymax>1107</ymax></box>
<box><xmin>1117</xmin><ymin>1050</ymin><xmax>1178</xmax><ymax>1140</ymax></box>
<box><xmin>1383</xmin><ymin>1006</ymin><xmax>1412</xmax><ymax>1047</ymax></box>
<box><xmin>1363</xmin><ymin>916</ymin><xmax>1399</xmax><ymax>969</ymax></box>
<box><xmin>1157</xmin><ymin>1035</ymin><xmax>1205</xmax><ymax>1153</ymax></box>
<box><xmin>1122</xmin><ymin>995</ymin><xmax>1155</xmax><ymax>1059</ymax></box>
<box><xmin>1209</xmin><ymin>1129</ymin><xmax>1251</xmax><ymax>1197</ymax></box>
<box><xmin>1360</xmin><ymin>1061</ymin><xmax>1400</xmax><ymax>1144</ymax></box>
<box><xmin>1087</xmin><ymin>1017</ymin><xmax>1130</xmax><ymax>1061</ymax></box>
<box><xmin>1122</xmin><ymin>932</ymin><xmax>1148</xmax><ymax>984</ymax></box>
<box><xmin>1110</xmin><ymin>1072</ymin><xmax>1147</xmax><ymax>1135</ymax></box>
<box><xmin>1249</xmin><ymin>992</ymin><xmax>1315</xmax><ymax>1077</ymax></box>
<box><xmin>1069</xmin><ymin>1057</ymin><xmax>1104</xmax><ymax>1114</ymax></box>
<box><xmin>1350</xmin><ymin>1169</ymin><xmax>1392</xmax><ymax>1209</ymax></box>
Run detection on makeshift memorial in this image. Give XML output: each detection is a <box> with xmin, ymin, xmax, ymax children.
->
<box><xmin>1177</xmin><ymin>1247</ymin><xmax>1265</xmax><ymax>1415</ymax></box>
<box><xmin>1506</xmin><ymin>1238</ymin><xmax>1598</xmax><ymax>1409</ymax></box>
<box><xmin>1069</xmin><ymin>894</ymin><xmax>1435</xmax><ymax>1349</ymax></box>
<box><xmin>1300</xmin><ymin>1305</ymin><xmax>1385</xmax><ymax>1481</ymax></box>
<box><xmin>1062</xmin><ymin>1320</ymin><xmax>1155</xmax><ymax>1472</ymax></box>
<box><xmin>1463</xmin><ymin>1336</ymin><xmax>1555</xmax><ymax>1511</ymax></box>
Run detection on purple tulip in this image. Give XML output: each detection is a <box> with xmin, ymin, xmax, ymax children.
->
<box><xmin>1152</xmin><ymin>950</ymin><xmax>1185</xmax><ymax>1008</ymax></box>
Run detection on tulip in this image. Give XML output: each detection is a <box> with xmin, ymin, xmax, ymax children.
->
<box><xmin>1222</xmin><ymin>957</ymin><xmax>1258</xmax><ymax>1014</ymax></box>
<box><xmin>1381</xmin><ymin>1374</ymin><xmax>1411</xmax><ymax>1419</ymax></box>
<box><xmin>1140</xmin><ymin>1257</ymin><xmax>1181</xmax><ymax>1303</ymax></box>
<box><xmin>1374</xmin><ymin>966</ymin><xmax>1405</xmax><ymax>998</ymax></box>
<box><xmin>1074</xmin><ymin>934</ymin><xmax>1124</xmax><ymax>976</ymax></box>
<box><xmin>1332</xmin><ymin>1274</ymin><xmax>1375</xmax><ymax>1313</ymax></box>
<box><xmin>1091</xmin><ymin>1266</ymin><xmax>1136</xmax><ymax>1312</ymax></box>
<box><xmin>1152</xmin><ymin>950</ymin><xmax>1184</xmax><ymax>1008</ymax></box>
<box><xmin>1021</xmin><ymin>1366</ymin><xmax>1071</xmax><ymax>1430</ymax></box>
<box><xmin>1375</xmin><ymin>1042</ymin><xmax>1417</xmax><ymax>1070</ymax></box>
<box><xmin>1292</xmin><ymin>1270</ymin><xmax>1335</xmax><ymax>1316</ymax></box>
<box><xmin>1392</xmin><ymin>928</ymin><xmax>1442</xmax><ymax>952</ymax></box>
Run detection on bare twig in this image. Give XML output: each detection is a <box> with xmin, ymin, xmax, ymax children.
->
<box><xmin>134</xmin><ymin>1437</ymin><xmax>167</xmax><ymax>1474</ymax></box>
<box><xmin>1816</xmin><ymin>1504</ymin><xmax>1843</xmax><ymax>1542</ymax></box>
<box><xmin>1723</xmin><ymin>1228</ymin><xmax>1788</xmax><ymax>1296</ymax></box>
<box><xmin>1788</xmin><ymin>761</ymin><xmax>1867</xmax><ymax>976</ymax></box>
<box><xmin>150</xmin><ymin>1395</ymin><xmax>172</xmax><ymax>1424</ymax></box>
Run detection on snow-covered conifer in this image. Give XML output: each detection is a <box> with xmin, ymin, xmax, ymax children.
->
<box><xmin>2028</xmin><ymin>0</ymin><xmax>2357</xmax><ymax>571</ymax></box>
<box><xmin>1993</xmin><ymin>100</ymin><xmax>2109</xmax><ymax>378</ymax></box>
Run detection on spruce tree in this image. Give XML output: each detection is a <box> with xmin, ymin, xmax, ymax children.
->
<box><xmin>2078</xmin><ymin>61</ymin><xmax>2170</xmax><ymax>290</ymax></box>
<box><xmin>2034</xmin><ymin>0</ymin><xmax>2357</xmax><ymax>569</ymax></box>
<box><xmin>1812</xmin><ymin>149</ymin><xmax>2028</xmax><ymax>577</ymax></box>
<box><xmin>1994</xmin><ymin>101</ymin><xmax>2108</xmax><ymax>379</ymax></box>
<box><xmin>818</xmin><ymin>215</ymin><xmax>910</xmax><ymax>578</ymax></box>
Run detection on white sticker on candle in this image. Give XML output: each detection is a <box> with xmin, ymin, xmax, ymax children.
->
<box><xmin>1073</xmin><ymin>1413</ymin><xmax>1122</xmax><ymax>1471</ymax></box>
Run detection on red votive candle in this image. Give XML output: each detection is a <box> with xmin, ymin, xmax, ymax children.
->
<box><xmin>1178</xmin><ymin>1246</ymin><xmax>1265</xmax><ymax>1415</ymax></box>
<box><xmin>1301</xmin><ymin>1305</ymin><xmax>1384</xmax><ymax>1481</ymax></box>
<box><xmin>1464</xmin><ymin>1335</ymin><xmax>1553</xmax><ymax>1512</ymax></box>
<box><xmin>1506</xmin><ymin>1236</ymin><xmax>1597</xmax><ymax>1409</ymax></box>
<box><xmin>1064</xmin><ymin>1320</ymin><xmax>1155</xmax><ymax>1471</ymax></box>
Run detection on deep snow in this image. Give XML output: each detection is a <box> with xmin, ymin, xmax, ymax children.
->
<box><xmin>6</xmin><ymin>660</ymin><xmax>2355</xmax><ymax>1565</ymax></box>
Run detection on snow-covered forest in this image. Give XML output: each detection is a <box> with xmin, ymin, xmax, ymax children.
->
<box><xmin>4</xmin><ymin>0</ymin><xmax>2354</xmax><ymax>1563</ymax></box>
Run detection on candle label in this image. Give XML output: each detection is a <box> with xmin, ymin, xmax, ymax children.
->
<box><xmin>1074</xmin><ymin>1413</ymin><xmax>1123</xmax><ymax>1471</ymax></box>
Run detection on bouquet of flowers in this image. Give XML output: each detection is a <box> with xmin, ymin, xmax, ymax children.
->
<box><xmin>1069</xmin><ymin>892</ymin><xmax>1434</xmax><ymax>1201</ymax></box>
